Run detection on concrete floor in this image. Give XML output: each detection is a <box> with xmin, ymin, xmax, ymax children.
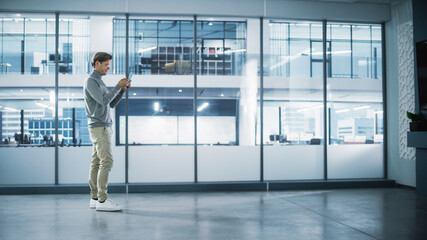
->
<box><xmin>1</xmin><ymin>188</ymin><xmax>427</xmax><ymax>240</ymax></box>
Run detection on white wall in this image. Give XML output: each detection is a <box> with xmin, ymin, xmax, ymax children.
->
<box><xmin>129</xmin><ymin>146</ymin><xmax>194</xmax><ymax>183</ymax></box>
<box><xmin>0</xmin><ymin>148</ymin><xmax>55</xmax><ymax>184</ymax></box>
<box><xmin>1</xmin><ymin>0</ymin><xmax>390</xmax><ymax>22</ymax></box>
<box><xmin>328</xmin><ymin>145</ymin><xmax>383</xmax><ymax>179</ymax></box>
<box><xmin>385</xmin><ymin>0</ymin><xmax>416</xmax><ymax>186</ymax></box>
<box><xmin>264</xmin><ymin>145</ymin><xmax>323</xmax><ymax>180</ymax></box>
<box><xmin>198</xmin><ymin>146</ymin><xmax>260</xmax><ymax>181</ymax></box>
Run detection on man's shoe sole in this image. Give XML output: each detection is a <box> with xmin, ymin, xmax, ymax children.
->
<box><xmin>95</xmin><ymin>208</ymin><xmax>122</xmax><ymax>212</ymax></box>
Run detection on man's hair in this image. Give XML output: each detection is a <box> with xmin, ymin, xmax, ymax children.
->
<box><xmin>91</xmin><ymin>52</ymin><xmax>112</xmax><ymax>67</ymax></box>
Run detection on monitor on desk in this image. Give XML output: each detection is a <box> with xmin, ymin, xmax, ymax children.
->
<box><xmin>49</xmin><ymin>54</ymin><xmax>61</xmax><ymax>62</ymax></box>
<box><xmin>269</xmin><ymin>134</ymin><xmax>280</xmax><ymax>141</ymax></box>
<box><xmin>59</xmin><ymin>65</ymin><xmax>71</xmax><ymax>73</ymax></box>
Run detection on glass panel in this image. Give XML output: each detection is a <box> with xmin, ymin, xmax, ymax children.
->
<box><xmin>120</xmin><ymin>16</ymin><xmax>195</xmax><ymax>183</ymax></box>
<box><xmin>329</xmin><ymin>24</ymin><xmax>351</xmax><ymax>78</ymax></box>
<box><xmin>58</xmin><ymin>14</ymin><xmax>124</xmax><ymax>184</ymax></box>
<box><xmin>327</xmin><ymin>23</ymin><xmax>383</xmax><ymax>179</ymax></box>
<box><xmin>197</xmin><ymin>17</ymin><xmax>258</xmax><ymax>182</ymax></box>
<box><xmin>158</xmin><ymin>20</ymin><xmax>179</xmax><ymax>38</ymax></box>
<box><xmin>0</xmin><ymin>13</ymin><xmax>55</xmax><ymax>185</ymax></box>
<box><xmin>121</xmin><ymin>18</ymin><xmax>195</xmax><ymax>76</ymax></box>
<box><xmin>264</xmin><ymin>20</ymin><xmax>324</xmax><ymax>180</ymax></box>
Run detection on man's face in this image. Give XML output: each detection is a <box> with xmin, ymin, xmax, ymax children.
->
<box><xmin>95</xmin><ymin>60</ymin><xmax>110</xmax><ymax>75</ymax></box>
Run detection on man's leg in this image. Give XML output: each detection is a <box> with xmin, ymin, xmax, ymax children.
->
<box><xmin>95</xmin><ymin>127</ymin><xmax>114</xmax><ymax>202</ymax></box>
<box><xmin>89</xmin><ymin>144</ymin><xmax>100</xmax><ymax>200</ymax></box>
<box><xmin>89</xmin><ymin>127</ymin><xmax>104</xmax><ymax>200</ymax></box>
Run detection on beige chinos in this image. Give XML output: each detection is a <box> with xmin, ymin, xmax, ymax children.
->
<box><xmin>89</xmin><ymin>126</ymin><xmax>113</xmax><ymax>202</ymax></box>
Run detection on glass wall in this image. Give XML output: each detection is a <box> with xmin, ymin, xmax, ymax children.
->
<box><xmin>116</xmin><ymin>16</ymin><xmax>195</xmax><ymax>183</ymax></box>
<box><xmin>196</xmin><ymin>17</ymin><xmax>260</xmax><ymax>182</ymax></box>
<box><xmin>264</xmin><ymin>20</ymin><xmax>324</xmax><ymax>180</ymax></box>
<box><xmin>0</xmin><ymin>11</ymin><xmax>385</xmax><ymax>185</ymax></box>
<box><xmin>326</xmin><ymin>23</ymin><xmax>383</xmax><ymax>179</ymax></box>
<box><xmin>57</xmin><ymin>14</ymin><xmax>126</xmax><ymax>184</ymax></box>
<box><xmin>0</xmin><ymin>14</ymin><xmax>55</xmax><ymax>74</ymax></box>
<box><xmin>0</xmin><ymin>13</ymin><xmax>55</xmax><ymax>184</ymax></box>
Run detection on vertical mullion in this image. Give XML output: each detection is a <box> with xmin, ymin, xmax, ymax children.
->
<box><xmin>287</xmin><ymin>23</ymin><xmax>290</xmax><ymax>77</ymax></box>
<box><xmin>22</xmin><ymin>18</ymin><xmax>25</xmax><ymax>74</ymax></box>
<box><xmin>322</xmin><ymin>20</ymin><xmax>328</xmax><ymax>180</ymax></box>
<box><xmin>193</xmin><ymin>15</ymin><xmax>198</xmax><ymax>183</ymax></box>
<box><xmin>20</xmin><ymin>110</ymin><xmax>24</xmax><ymax>144</ymax></box>
<box><xmin>72</xmin><ymin>108</ymin><xmax>76</xmax><ymax>145</ymax></box>
<box><xmin>260</xmin><ymin>17</ymin><xmax>264</xmax><ymax>182</ymax></box>
<box><xmin>55</xmin><ymin>12</ymin><xmax>59</xmax><ymax>185</ymax></box>
<box><xmin>125</xmin><ymin>13</ymin><xmax>129</xmax><ymax>184</ymax></box>
<box><xmin>370</xmin><ymin>26</ymin><xmax>373</xmax><ymax>79</ymax></box>
<box><xmin>381</xmin><ymin>23</ymin><xmax>387</xmax><ymax>179</ymax></box>
<box><xmin>350</xmin><ymin>25</ymin><xmax>353</xmax><ymax>78</ymax></box>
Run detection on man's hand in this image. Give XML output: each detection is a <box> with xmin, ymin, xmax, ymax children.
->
<box><xmin>117</xmin><ymin>78</ymin><xmax>129</xmax><ymax>90</ymax></box>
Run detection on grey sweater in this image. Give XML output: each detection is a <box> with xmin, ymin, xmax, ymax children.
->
<box><xmin>84</xmin><ymin>70</ymin><xmax>124</xmax><ymax>128</ymax></box>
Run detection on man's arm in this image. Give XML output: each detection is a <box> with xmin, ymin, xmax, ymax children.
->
<box><xmin>86</xmin><ymin>78</ymin><xmax>121</xmax><ymax>106</ymax></box>
<box><xmin>110</xmin><ymin>89</ymin><xmax>125</xmax><ymax>108</ymax></box>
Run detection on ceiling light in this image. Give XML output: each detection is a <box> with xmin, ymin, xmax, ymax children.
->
<box><xmin>133</xmin><ymin>93</ymin><xmax>136</xmax><ymax>96</ymax></box>
<box><xmin>4</xmin><ymin>107</ymin><xmax>18</xmax><ymax>111</ymax></box>
<box><xmin>353</xmin><ymin>105</ymin><xmax>370</xmax><ymax>110</ymax></box>
<box><xmin>179</xmin><ymin>89</ymin><xmax>182</xmax><ymax>93</ymax></box>
<box><xmin>36</xmin><ymin>102</ymin><xmax>49</xmax><ymax>108</ymax></box>
<box><xmin>311</xmin><ymin>105</ymin><xmax>323</xmax><ymax>110</ymax></box>
<box><xmin>197</xmin><ymin>102</ymin><xmax>209</xmax><ymax>112</ymax></box>
<box><xmin>50</xmin><ymin>90</ymin><xmax>55</xmax><ymax>104</ymax></box>
<box><xmin>154</xmin><ymin>102</ymin><xmax>160</xmax><ymax>112</ymax></box>
<box><xmin>220</xmin><ymin>94</ymin><xmax>224</xmax><ymax>97</ymax></box>
<box><xmin>137</xmin><ymin>46</ymin><xmax>157</xmax><ymax>53</ymax></box>
<box><xmin>336</xmin><ymin>109</ymin><xmax>350</xmax><ymax>113</ymax></box>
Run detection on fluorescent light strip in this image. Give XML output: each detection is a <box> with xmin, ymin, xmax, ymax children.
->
<box><xmin>137</xmin><ymin>46</ymin><xmax>157</xmax><ymax>53</ymax></box>
<box><xmin>336</xmin><ymin>109</ymin><xmax>350</xmax><ymax>113</ymax></box>
<box><xmin>4</xmin><ymin>107</ymin><xmax>18</xmax><ymax>111</ymax></box>
<box><xmin>311</xmin><ymin>105</ymin><xmax>324</xmax><ymax>110</ymax></box>
<box><xmin>224</xmin><ymin>49</ymin><xmax>247</xmax><ymax>54</ymax></box>
<box><xmin>301</xmin><ymin>50</ymin><xmax>352</xmax><ymax>56</ymax></box>
<box><xmin>50</xmin><ymin>90</ymin><xmax>55</xmax><ymax>104</ymax></box>
<box><xmin>353</xmin><ymin>105</ymin><xmax>370</xmax><ymax>110</ymax></box>
<box><xmin>36</xmin><ymin>102</ymin><xmax>49</xmax><ymax>108</ymax></box>
<box><xmin>154</xmin><ymin>102</ymin><xmax>160</xmax><ymax>112</ymax></box>
<box><xmin>197</xmin><ymin>103</ymin><xmax>209</xmax><ymax>112</ymax></box>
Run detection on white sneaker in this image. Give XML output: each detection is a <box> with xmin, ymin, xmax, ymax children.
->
<box><xmin>90</xmin><ymin>199</ymin><xmax>97</xmax><ymax>209</ymax></box>
<box><xmin>96</xmin><ymin>199</ymin><xmax>122</xmax><ymax>212</ymax></box>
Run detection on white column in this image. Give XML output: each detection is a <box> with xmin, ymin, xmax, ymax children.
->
<box><xmin>89</xmin><ymin>16</ymin><xmax>114</xmax><ymax>54</ymax></box>
<box><xmin>239</xmin><ymin>19</ymin><xmax>260</xmax><ymax>146</ymax></box>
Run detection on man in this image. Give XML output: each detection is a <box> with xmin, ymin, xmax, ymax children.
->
<box><xmin>84</xmin><ymin>52</ymin><xmax>130</xmax><ymax>212</ymax></box>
